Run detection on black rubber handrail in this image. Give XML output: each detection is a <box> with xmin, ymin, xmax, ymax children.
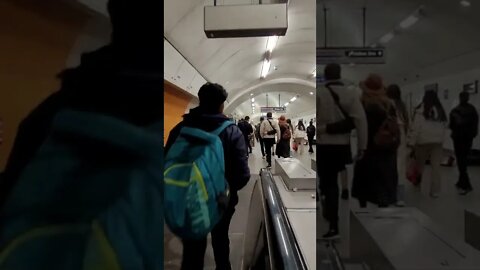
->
<box><xmin>259</xmin><ymin>169</ymin><xmax>307</xmax><ymax>270</ymax></box>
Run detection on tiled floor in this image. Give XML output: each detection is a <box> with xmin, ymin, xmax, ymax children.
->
<box><xmin>164</xmin><ymin>141</ymin><xmax>316</xmax><ymax>269</ymax></box>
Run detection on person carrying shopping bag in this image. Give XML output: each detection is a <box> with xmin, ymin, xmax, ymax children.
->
<box><xmin>407</xmin><ymin>90</ymin><xmax>448</xmax><ymax>198</ymax></box>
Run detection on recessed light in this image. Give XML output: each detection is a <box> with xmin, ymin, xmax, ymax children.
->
<box><xmin>290</xmin><ymin>96</ymin><xmax>297</xmax><ymax>102</ymax></box>
<box><xmin>251</xmin><ymin>98</ymin><xmax>255</xmax><ymax>102</ymax></box>
<box><xmin>460</xmin><ymin>0</ymin><xmax>471</xmax><ymax>7</ymax></box>
<box><xmin>250</xmin><ymin>93</ymin><xmax>254</xmax><ymax>96</ymax></box>
<box><xmin>310</xmin><ymin>92</ymin><xmax>314</xmax><ymax>95</ymax></box>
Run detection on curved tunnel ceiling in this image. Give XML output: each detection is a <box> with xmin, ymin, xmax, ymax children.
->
<box><xmin>164</xmin><ymin>0</ymin><xmax>316</xmax><ymax>109</ymax></box>
<box><xmin>317</xmin><ymin>0</ymin><xmax>480</xmax><ymax>85</ymax></box>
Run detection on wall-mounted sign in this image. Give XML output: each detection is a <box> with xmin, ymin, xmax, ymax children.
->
<box><xmin>317</xmin><ymin>47</ymin><xmax>386</xmax><ymax>64</ymax></box>
<box><xmin>463</xmin><ymin>80</ymin><xmax>478</xmax><ymax>94</ymax></box>
<box><xmin>260</xmin><ymin>106</ymin><xmax>286</xmax><ymax>113</ymax></box>
<box><xmin>424</xmin><ymin>83</ymin><xmax>438</xmax><ymax>93</ymax></box>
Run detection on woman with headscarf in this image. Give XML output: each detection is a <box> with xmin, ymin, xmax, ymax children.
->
<box><xmin>352</xmin><ymin>74</ymin><xmax>399</xmax><ymax>208</ymax></box>
<box><xmin>276</xmin><ymin>115</ymin><xmax>291</xmax><ymax>158</ymax></box>
<box><xmin>387</xmin><ymin>84</ymin><xmax>409</xmax><ymax>206</ymax></box>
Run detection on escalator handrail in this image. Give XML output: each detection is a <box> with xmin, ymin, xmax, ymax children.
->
<box><xmin>260</xmin><ymin>169</ymin><xmax>308</xmax><ymax>270</ymax></box>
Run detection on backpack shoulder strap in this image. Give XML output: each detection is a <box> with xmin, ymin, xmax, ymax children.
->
<box><xmin>212</xmin><ymin>121</ymin><xmax>234</xmax><ymax>136</ymax></box>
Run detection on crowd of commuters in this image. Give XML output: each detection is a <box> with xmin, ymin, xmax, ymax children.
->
<box><xmin>317</xmin><ymin>63</ymin><xmax>479</xmax><ymax>239</ymax></box>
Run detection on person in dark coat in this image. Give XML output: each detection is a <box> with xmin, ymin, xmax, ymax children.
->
<box><xmin>276</xmin><ymin>115</ymin><xmax>291</xmax><ymax>158</ymax></box>
<box><xmin>165</xmin><ymin>83</ymin><xmax>250</xmax><ymax>270</ymax></box>
<box><xmin>352</xmin><ymin>74</ymin><xmax>398</xmax><ymax>208</ymax></box>
<box><xmin>307</xmin><ymin>120</ymin><xmax>316</xmax><ymax>153</ymax></box>
<box><xmin>238</xmin><ymin>116</ymin><xmax>254</xmax><ymax>155</ymax></box>
<box><xmin>450</xmin><ymin>91</ymin><xmax>479</xmax><ymax>195</ymax></box>
<box><xmin>0</xmin><ymin>0</ymin><xmax>162</xmax><ymax>209</ymax></box>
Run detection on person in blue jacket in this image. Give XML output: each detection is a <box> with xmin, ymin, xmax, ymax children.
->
<box><xmin>165</xmin><ymin>82</ymin><xmax>251</xmax><ymax>270</ymax></box>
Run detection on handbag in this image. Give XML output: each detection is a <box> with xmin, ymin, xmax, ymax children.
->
<box><xmin>406</xmin><ymin>151</ymin><xmax>422</xmax><ymax>186</ymax></box>
<box><xmin>325</xmin><ymin>85</ymin><xmax>355</xmax><ymax>134</ymax></box>
<box><xmin>266</xmin><ymin>120</ymin><xmax>277</xmax><ymax>135</ymax></box>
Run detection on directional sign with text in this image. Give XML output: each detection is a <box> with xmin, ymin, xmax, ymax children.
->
<box><xmin>261</xmin><ymin>107</ymin><xmax>286</xmax><ymax>113</ymax></box>
<box><xmin>317</xmin><ymin>47</ymin><xmax>386</xmax><ymax>64</ymax></box>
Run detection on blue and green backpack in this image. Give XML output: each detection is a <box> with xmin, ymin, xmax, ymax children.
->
<box><xmin>164</xmin><ymin>121</ymin><xmax>232</xmax><ymax>239</ymax></box>
<box><xmin>0</xmin><ymin>110</ymin><xmax>164</xmax><ymax>270</ymax></box>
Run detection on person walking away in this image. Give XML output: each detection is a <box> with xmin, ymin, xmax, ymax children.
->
<box><xmin>352</xmin><ymin>74</ymin><xmax>400</xmax><ymax>208</ymax></box>
<box><xmin>238</xmin><ymin>116</ymin><xmax>254</xmax><ymax>155</ymax></box>
<box><xmin>260</xmin><ymin>112</ymin><xmax>281</xmax><ymax>168</ymax></box>
<box><xmin>387</xmin><ymin>84</ymin><xmax>410</xmax><ymax>206</ymax></box>
<box><xmin>0</xmin><ymin>0</ymin><xmax>165</xmax><ymax>268</ymax></box>
<box><xmin>449</xmin><ymin>91</ymin><xmax>478</xmax><ymax>195</ymax></box>
<box><xmin>317</xmin><ymin>64</ymin><xmax>368</xmax><ymax>239</ymax></box>
<box><xmin>307</xmin><ymin>120</ymin><xmax>316</xmax><ymax>153</ymax></box>
<box><xmin>256</xmin><ymin>117</ymin><xmax>266</xmax><ymax>158</ymax></box>
<box><xmin>294</xmin><ymin>120</ymin><xmax>307</xmax><ymax>155</ymax></box>
<box><xmin>165</xmin><ymin>83</ymin><xmax>250</xmax><ymax>270</ymax></box>
<box><xmin>408</xmin><ymin>90</ymin><xmax>448</xmax><ymax>198</ymax></box>
<box><xmin>276</xmin><ymin>116</ymin><xmax>292</xmax><ymax>158</ymax></box>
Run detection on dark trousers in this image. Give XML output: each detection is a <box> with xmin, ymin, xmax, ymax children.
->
<box><xmin>243</xmin><ymin>135</ymin><xmax>252</xmax><ymax>154</ymax></box>
<box><xmin>259</xmin><ymin>137</ymin><xmax>265</xmax><ymax>157</ymax></box>
<box><xmin>317</xmin><ymin>145</ymin><xmax>351</xmax><ymax>230</ymax></box>
<box><xmin>181</xmin><ymin>206</ymin><xmax>236</xmax><ymax>270</ymax></box>
<box><xmin>264</xmin><ymin>138</ymin><xmax>275</xmax><ymax>166</ymax></box>
<box><xmin>454</xmin><ymin>137</ymin><xmax>473</xmax><ymax>190</ymax></box>
<box><xmin>308</xmin><ymin>136</ymin><xmax>314</xmax><ymax>152</ymax></box>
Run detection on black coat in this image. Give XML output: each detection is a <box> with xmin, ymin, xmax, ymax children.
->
<box><xmin>450</xmin><ymin>103</ymin><xmax>479</xmax><ymax>140</ymax></box>
<box><xmin>352</xmin><ymin>102</ymin><xmax>398</xmax><ymax>206</ymax></box>
<box><xmin>0</xmin><ymin>45</ymin><xmax>163</xmax><ymax>208</ymax></box>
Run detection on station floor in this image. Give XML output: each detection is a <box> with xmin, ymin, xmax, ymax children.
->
<box><xmin>164</xmin><ymin>141</ymin><xmax>316</xmax><ymax>270</ymax></box>
<box><xmin>317</xmin><ymin>157</ymin><xmax>480</xmax><ymax>262</ymax></box>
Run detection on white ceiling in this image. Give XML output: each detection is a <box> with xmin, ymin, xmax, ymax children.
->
<box><xmin>164</xmin><ymin>0</ymin><xmax>316</xmax><ymax>116</ymax></box>
<box><xmin>317</xmin><ymin>0</ymin><xmax>480</xmax><ymax>85</ymax></box>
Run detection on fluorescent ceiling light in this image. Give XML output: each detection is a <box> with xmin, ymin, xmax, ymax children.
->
<box><xmin>312</xmin><ymin>69</ymin><xmax>316</xmax><ymax>77</ymax></box>
<box><xmin>461</xmin><ymin>0</ymin><xmax>471</xmax><ymax>7</ymax></box>
<box><xmin>379</xmin><ymin>32</ymin><xmax>395</xmax><ymax>44</ymax></box>
<box><xmin>290</xmin><ymin>96</ymin><xmax>297</xmax><ymax>102</ymax></box>
<box><xmin>250</xmin><ymin>93</ymin><xmax>254</xmax><ymax>96</ymax></box>
<box><xmin>251</xmin><ymin>98</ymin><xmax>255</xmax><ymax>102</ymax></box>
<box><xmin>266</xmin><ymin>36</ymin><xmax>279</xmax><ymax>52</ymax></box>
<box><xmin>261</xmin><ymin>59</ymin><xmax>271</xmax><ymax>78</ymax></box>
<box><xmin>310</xmin><ymin>92</ymin><xmax>314</xmax><ymax>95</ymax></box>
<box><xmin>284</xmin><ymin>102</ymin><xmax>289</xmax><ymax>106</ymax></box>
<box><xmin>399</xmin><ymin>15</ymin><xmax>419</xmax><ymax>29</ymax></box>
<box><xmin>251</xmin><ymin>103</ymin><xmax>255</xmax><ymax>107</ymax></box>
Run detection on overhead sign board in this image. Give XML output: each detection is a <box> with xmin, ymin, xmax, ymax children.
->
<box><xmin>463</xmin><ymin>81</ymin><xmax>478</xmax><ymax>94</ymax></box>
<box><xmin>261</xmin><ymin>107</ymin><xmax>286</xmax><ymax>113</ymax></box>
<box><xmin>317</xmin><ymin>47</ymin><xmax>386</xmax><ymax>64</ymax></box>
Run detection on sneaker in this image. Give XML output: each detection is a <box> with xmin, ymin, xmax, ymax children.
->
<box><xmin>395</xmin><ymin>201</ymin><xmax>405</xmax><ymax>207</ymax></box>
<box><xmin>459</xmin><ymin>188</ymin><xmax>473</xmax><ymax>195</ymax></box>
<box><xmin>341</xmin><ymin>189</ymin><xmax>349</xmax><ymax>200</ymax></box>
<box><xmin>322</xmin><ymin>229</ymin><xmax>340</xmax><ymax>240</ymax></box>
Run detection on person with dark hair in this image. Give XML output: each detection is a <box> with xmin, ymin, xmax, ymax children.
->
<box><xmin>0</xmin><ymin>0</ymin><xmax>164</xmax><ymax>268</ymax></box>
<box><xmin>306</xmin><ymin>120</ymin><xmax>316</xmax><ymax>153</ymax></box>
<box><xmin>294</xmin><ymin>120</ymin><xmax>307</xmax><ymax>155</ymax></box>
<box><xmin>260</xmin><ymin>112</ymin><xmax>280</xmax><ymax>168</ymax></box>
<box><xmin>165</xmin><ymin>82</ymin><xmax>250</xmax><ymax>270</ymax></box>
<box><xmin>317</xmin><ymin>63</ymin><xmax>368</xmax><ymax>239</ymax></box>
<box><xmin>352</xmin><ymin>74</ymin><xmax>399</xmax><ymax>208</ymax></box>
<box><xmin>256</xmin><ymin>117</ymin><xmax>266</xmax><ymax>158</ymax></box>
<box><xmin>449</xmin><ymin>91</ymin><xmax>478</xmax><ymax>195</ymax></box>
<box><xmin>387</xmin><ymin>84</ymin><xmax>409</xmax><ymax>206</ymax></box>
<box><xmin>238</xmin><ymin>116</ymin><xmax>254</xmax><ymax>155</ymax></box>
<box><xmin>408</xmin><ymin>90</ymin><xmax>448</xmax><ymax>198</ymax></box>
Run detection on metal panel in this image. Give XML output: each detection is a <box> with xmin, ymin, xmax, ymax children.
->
<box><xmin>287</xmin><ymin>210</ymin><xmax>316</xmax><ymax>270</ymax></box>
<box><xmin>350</xmin><ymin>208</ymin><xmax>480</xmax><ymax>270</ymax></box>
<box><xmin>275</xmin><ymin>158</ymin><xmax>316</xmax><ymax>190</ymax></box>
<box><xmin>204</xmin><ymin>4</ymin><xmax>288</xmax><ymax>38</ymax></box>
<box><xmin>273</xmin><ymin>176</ymin><xmax>316</xmax><ymax>210</ymax></box>
<box><xmin>465</xmin><ymin>208</ymin><xmax>480</xmax><ymax>251</ymax></box>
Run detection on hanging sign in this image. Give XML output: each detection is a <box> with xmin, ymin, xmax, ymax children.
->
<box><xmin>317</xmin><ymin>47</ymin><xmax>386</xmax><ymax>64</ymax></box>
<box><xmin>260</xmin><ymin>107</ymin><xmax>286</xmax><ymax>113</ymax></box>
